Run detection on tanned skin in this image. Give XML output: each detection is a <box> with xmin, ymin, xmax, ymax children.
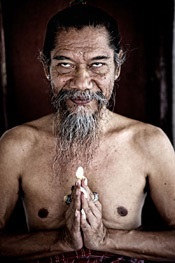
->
<box><xmin>0</xmin><ymin>27</ymin><xmax>175</xmax><ymax>262</ymax></box>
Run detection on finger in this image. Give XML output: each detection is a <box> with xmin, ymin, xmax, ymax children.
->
<box><xmin>65</xmin><ymin>188</ymin><xmax>81</xmax><ymax>219</ymax></box>
<box><xmin>71</xmin><ymin>183</ymin><xmax>81</xmax><ymax>211</ymax></box>
<box><xmin>72</xmin><ymin>209</ymin><xmax>81</xmax><ymax>229</ymax></box>
<box><xmin>81</xmin><ymin>179</ymin><xmax>93</xmax><ymax>197</ymax></box>
<box><xmin>80</xmin><ymin>198</ymin><xmax>97</xmax><ymax>228</ymax></box>
<box><xmin>80</xmin><ymin>209</ymin><xmax>90</xmax><ymax>231</ymax></box>
<box><xmin>66</xmin><ymin>207</ymin><xmax>81</xmax><ymax>231</ymax></box>
<box><xmin>81</xmin><ymin>191</ymin><xmax>100</xmax><ymax>213</ymax></box>
<box><xmin>81</xmin><ymin>177</ymin><xmax>88</xmax><ymax>188</ymax></box>
<box><xmin>87</xmin><ymin>200</ymin><xmax>102</xmax><ymax>220</ymax></box>
<box><xmin>82</xmin><ymin>195</ymin><xmax>102</xmax><ymax>227</ymax></box>
<box><xmin>93</xmin><ymin>200</ymin><xmax>102</xmax><ymax>211</ymax></box>
<box><xmin>65</xmin><ymin>203</ymin><xmax>75</xmax><ymax>221</ymax></box>
<box><xmin>80</xmin><ymin>186</ymin><xmax>88</xmax><ymax>198</ymax></box>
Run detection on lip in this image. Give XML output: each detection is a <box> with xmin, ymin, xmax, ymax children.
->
<box><xmin>71</xmin><ymin>99</ymin><xmax>92</xmax><ymax>106</ymax></box>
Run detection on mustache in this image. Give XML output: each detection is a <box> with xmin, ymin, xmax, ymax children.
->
<box><xmin>51</xmin><ymin>89</ymin><xmax>108</xmax><ymax>111</ymax></box>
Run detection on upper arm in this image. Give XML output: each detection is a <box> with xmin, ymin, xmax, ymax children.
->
<box><xmin>0</xmin><ymin>129</ymin><xmax>24</xmax><ymax>229</ymax></box>
<box><xmin>147</xmin><ymin>128</ymin><xmax>175</xmax><ymax>227</ymax></box>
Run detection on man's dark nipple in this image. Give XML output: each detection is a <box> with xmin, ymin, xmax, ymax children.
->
<box><xmin>117</xmin><ymin>206</ymin><xmax>128</xmax><ymax>216</ymax></box>
<box><xmin>38</xmin><ymin>208</ymin><xmax>49</xmax><ymax>218</ymax></box>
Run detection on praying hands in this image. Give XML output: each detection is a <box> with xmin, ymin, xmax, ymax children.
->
<box><xmin>64</xmin><ymin>168</ymin><xmax>107</xmax><ymax>251</ymax></box>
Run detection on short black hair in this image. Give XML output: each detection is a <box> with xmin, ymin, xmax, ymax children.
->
<box><xmin>41</xmin><ymin>4</ymin><xmax>123</xmax><ymax>66</ymax></box>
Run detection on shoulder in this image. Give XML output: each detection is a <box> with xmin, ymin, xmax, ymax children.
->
<box><xmin>130</xmin><ymin>119</ymin><xmax>173</xmax><ymax>156</ymax></box>
<box><xmin>0</xmin><ymin>114</ymin><xmax>54</xmax><ymax>160</ymax></box>
<box><xmin>108</xmin><ymin>112</ymin><xmax>174</xmax><ymax>154</ymax></box>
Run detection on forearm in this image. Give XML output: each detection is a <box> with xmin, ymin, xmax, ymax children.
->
<box><xmin>0</xmin><ymin>228</ymin><xmax>71</xmax><ymax>261</ymax></box>
<box><xmin>102</xmin><ymin>229</ymin><xmax>175</xmax><ymax>261</ymax></box>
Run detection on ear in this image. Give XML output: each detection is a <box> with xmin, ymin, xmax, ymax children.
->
<box><xmin>114</xmin><ymin>66</ymin><xmax>121</xmax><ymax>80</ymax></box>
<box><xmin>39</xmin><ymin>51</ymin><xmax>51</xmax><ymax>81</ymax></box>
<box><xmin>114</xmin><ymin>49</ymin><xmax>123</xmax><ymax>80</ymax></box>
<box><xmin>43</xmin><ymin>64</ymin><xmax>51</xmax><ymax>81</ymax></box>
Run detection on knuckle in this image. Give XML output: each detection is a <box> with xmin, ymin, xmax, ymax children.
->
<box><xmin>81</xmin><ymin>221</ymin><xmax>87</xmax><ymax>229</ymax></box>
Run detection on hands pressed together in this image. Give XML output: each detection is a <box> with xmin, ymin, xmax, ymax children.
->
<box><xmin>63</xmin><ymin>177</ymin><xmax>108</xmax><ymax>251</ymax></box>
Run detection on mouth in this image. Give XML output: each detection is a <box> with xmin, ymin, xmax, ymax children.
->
<box><xmin>71</xmin><ymin>97</ymin><xmax>92</xmax><ymax>106</ymax></box>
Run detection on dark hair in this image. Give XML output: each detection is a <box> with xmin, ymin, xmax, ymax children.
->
<box><xmin>40</xmin><ymin>4</ymin><xmax>124</xmax><ymax>67</ymax></box>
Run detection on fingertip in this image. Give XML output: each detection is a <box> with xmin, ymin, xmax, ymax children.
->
<box><xmin>80</xmin><ymin>187</ymin><xmax>88</xmax><ymax>198</ymax></box>
<box><xmin>75</xmin><ymin>179</ymin><xmax>81</xmax><ymax>187</ymax></box>
<box><xmin>75</xmin><ymin>209</ymin><xmax>79</xmax><ymax>217</ymax></box>
<box><xmin>81</xmin><ymin>209</ymin><xmax>86</xmax><ymax>220</ymax></box>
<box><xmin>84</xmin><ymin>177</ymin><xmax>88</xmax><ymax>186</ymax></box>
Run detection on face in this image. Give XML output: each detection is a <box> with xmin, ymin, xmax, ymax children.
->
<box><xmin>49</xmin><ymin>26</ymin><xmax>120</xmax><ymax>113</ymax></box>
<box><xmin>48</xmin><ymin>26</ymin><xmax>120</xmax><ymax>167</ymax></box>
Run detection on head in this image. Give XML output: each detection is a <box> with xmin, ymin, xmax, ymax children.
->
<box><xmin>41</xmin><ymin>4</ymin><xmax>124</xmax><ymax>69</ymax></box>
<box><xmin>40</xmin><ymin>5</ymin><xmax>125</xmax><ymax>166</ymax></box>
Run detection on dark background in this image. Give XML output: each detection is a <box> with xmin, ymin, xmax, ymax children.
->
<box><xmin>0</xmin><ymin>0</ymin><xmax>174</xmax><ymax>251</ymax></box>
<box><xmin>0</xmin><ymin>0</ymin><xmax>174</xmax><ymax>141</ymax></box>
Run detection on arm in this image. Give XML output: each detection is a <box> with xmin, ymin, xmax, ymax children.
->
<box><xmin>0</xmin><ymin>128</ymin><xmax>83</xmax><ymax>261</ymax></box>
<box><xmin>80</xmin><ymin>128</ymin><xmax>175</xmax><ymax>261</ymax></box>
<box><xmin>81</xmin><ymin>191</ymin><xmax>175</xmax><ymax>262</ymax></box>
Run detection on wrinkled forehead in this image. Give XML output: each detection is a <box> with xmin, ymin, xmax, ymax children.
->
<box><xmin>50</xmin><ymin>26</ymin><xmax>114</xmax><ymax>61</ymax></box>
<box><xmin>52</xmin><ymin>26</ymin><xmax>114</xmax><ymax>58</ymax></box>
<box><xmin>54</xmin><ymin>26</ymin><xmax>111</xmax><ymax>48</ymax></box>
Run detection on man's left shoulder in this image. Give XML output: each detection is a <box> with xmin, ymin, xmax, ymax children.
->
<box><xmin>129</xmin><ymin>119</ymin><xmax>174</xmax><ymax>156</ymax></box>
<box><xmin>109</xmin><ymin>112</ymin><xmax>173</xmax><ymax>146</ymax></box>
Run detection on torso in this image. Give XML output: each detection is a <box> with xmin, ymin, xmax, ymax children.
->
<box><xmin>18</xmin><ymin>112</ymin><xmax>150</xmax><ymax>232</ymax></box>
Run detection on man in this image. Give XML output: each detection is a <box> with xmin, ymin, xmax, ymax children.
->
<box><xmin>0</xmin><ymin>4</ymin><xmax>175</xmax><ymax>263</ymax></box>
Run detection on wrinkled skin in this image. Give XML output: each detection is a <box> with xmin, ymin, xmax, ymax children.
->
<box><xmin>64</xmin><ymin>178</ymin><xmax>107</xmax><ymax>251</ymax></box>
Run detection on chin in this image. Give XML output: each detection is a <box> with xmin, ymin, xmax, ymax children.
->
<box><xmin>67</xmin><ymin>101</ymin><xmax>98</xmax><ymax>114</ymax></box>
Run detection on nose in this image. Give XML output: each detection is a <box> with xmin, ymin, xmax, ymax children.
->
<box><xmin>69</xmin><ymin>67</ymin><xmax>93</xmax><ymax>90</ymax></box>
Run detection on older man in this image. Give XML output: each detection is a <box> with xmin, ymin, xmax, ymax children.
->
<box><xmin>0</xmin><ymin>4</ymin><xmax>175</xmax><ymax>263</ymax></box>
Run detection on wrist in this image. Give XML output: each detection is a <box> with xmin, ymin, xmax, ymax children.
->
<box><xmin>100</xmin><ymin>228</ymin><xmax>120</xmax><ymax>253</ymax></box>
<box><xmin>50</xmin><ymin>228</ymin><xmax>73</xmax><ymax>253</ymax></box>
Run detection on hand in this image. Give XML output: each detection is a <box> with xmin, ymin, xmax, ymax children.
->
<box><xmin>80</xmin><ymin>179</ymin><xmax>108</xmax><ymax>250</ymax></box>
<box><xmin>64</xmin><ymin>179</ymin><xmax>83</xmax><ymax>251</ymax></box>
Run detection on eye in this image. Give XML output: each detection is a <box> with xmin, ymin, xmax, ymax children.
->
<box><xmin>60</xmin><ymin>63</ymin><xmax>72</xmax><ymax>68</ymax></box>
<box><xmin>91</xmin><ymin>62</ymin><xmax>103</xmax><ymax>68</ymax></box>
<box><xmin>54</xmin><ymin>62</ymin><xmax>75</xmax><ymax>74</ymax></box>
<box><xmin>89</xmin><ymin>62</ymin><xmax>107</xmax><ymax>75</ymax></box>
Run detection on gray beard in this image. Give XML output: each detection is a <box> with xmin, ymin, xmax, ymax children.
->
<box><xmin>51</xmin><ymin>89</ymin><xmax>108</xmax><ymax>168</ymax></box>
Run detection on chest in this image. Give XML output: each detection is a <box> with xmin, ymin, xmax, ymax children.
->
<box><xmin>21</xmin><ymin>146</ymin><xmax>147</xmax><ymax>230</ymax></box>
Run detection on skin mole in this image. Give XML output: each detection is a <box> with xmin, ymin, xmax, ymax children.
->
<box><xmin>117</xmin><ymin>206</ymin><xmax>128</xmax><ymax>216</ymax></box>
<box><xmin>38</xmin><ymin>208</ymin><xmax>49</xmax><ymax>218</ymax></box>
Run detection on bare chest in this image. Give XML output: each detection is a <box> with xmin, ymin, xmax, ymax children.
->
<box><xmin>21</xmin><ymin>143</ymin><xmax>147</xmax><ymax>231</ymax></box>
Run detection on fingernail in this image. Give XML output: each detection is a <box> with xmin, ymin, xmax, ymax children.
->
<box><xmin>75</xmin><ymin>179</ymin><xmax>80</xmax><ymax>186</ymax></box>
<box><xmin>81</xmin><ymin>209</ymin><xmax>86</xmax><ymax>219</ymax></box>
<box><xmin>80</xmin><ymin>187</ymin><xmax>88</xmax><ymax>198</ymax></box>
<box><xmin>75</xmin><ymin>209</ymin><xmax>78</xmax><ymax>217</ymax></box>
<box><xmin>84</xmin><ymin>178</ymin><xmax>88</xmax><ymax>186</ymax></box>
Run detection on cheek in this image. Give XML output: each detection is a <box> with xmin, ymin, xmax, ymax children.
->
<box><xmin>98</xmin><ymin>76</ymin><xmax>115</xmax><ymax>99</ymax></box>
<box><xmin>50</xmin><ymin>66</ymin><xmax>67</xmax><ymax>85</ymax></box>
<box><xmin>51</xmin><ymin>75</ymin><xmax>69</xmax><ymax>92</ymax></box>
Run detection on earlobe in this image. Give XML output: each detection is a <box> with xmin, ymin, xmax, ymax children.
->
<box><xmin>43</xmin><ymin>65</ymin><xmax>51</xmax><ymax>81</ymax></box>
<box><xmin>39</xmin><ymin>51</ymin><xmax>51</xmax><ymax>81</ymax></box>
<box><xmin>115</xmin><ymin>66</ymin><xmax>121</xmax><ymax>80</ymax></box>
<box><xmin>46</xmin><ymin>74</ymin><xmax>51</xmax><ymax>81</ymax></box>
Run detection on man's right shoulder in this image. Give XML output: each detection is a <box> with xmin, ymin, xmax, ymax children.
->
<box><xmin>0</xmin><ymin>114</ymin><xmax>53</xmax><ymax>148</ymax></box>
<box><xmin>0</xmin><ymin>114</ymin><xmax>54</xmax><ymax>157</ymax></box>
<box><xmin>0</xmin><ymin>122</ymin><xmax>39</xmax><ymax>158</ymax></box>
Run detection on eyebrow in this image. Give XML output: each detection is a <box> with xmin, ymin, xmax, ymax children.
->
<box><xmin>53</xmin><ymin>55</ymin><xmax>70</xmax><ymax>60</ymax></box>
<box><xmin>53</xmin><ymin>55</ymin><xmax>110</xmax><ymax>61</ymax></box>
<box><xmin>91</xmin><ymin>56</ymin><xmax>110</xmax><ymax>60</ymax></box>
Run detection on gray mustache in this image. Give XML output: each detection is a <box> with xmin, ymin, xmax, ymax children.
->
<box><xmin>52</xmin><ymin>89</ymin><xmax>108</xmax><ymax>110</ymax></box>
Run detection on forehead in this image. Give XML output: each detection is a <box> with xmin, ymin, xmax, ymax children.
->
<box><xmin>51</xmin><ymin>26</ymin><xmax>113</xmax><ymax>58</ymax></box>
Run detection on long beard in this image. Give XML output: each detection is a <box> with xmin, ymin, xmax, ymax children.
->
<box><xmin>51</xmin><ymin>89</ymin><xmax>108</xmax><ymax>169</ymax></box>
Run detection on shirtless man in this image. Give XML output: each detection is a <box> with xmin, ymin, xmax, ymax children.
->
<box><xmin>0</xmin><ymin>4</ymin><xmax>175</xmax><ymax>263</ymax></box>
